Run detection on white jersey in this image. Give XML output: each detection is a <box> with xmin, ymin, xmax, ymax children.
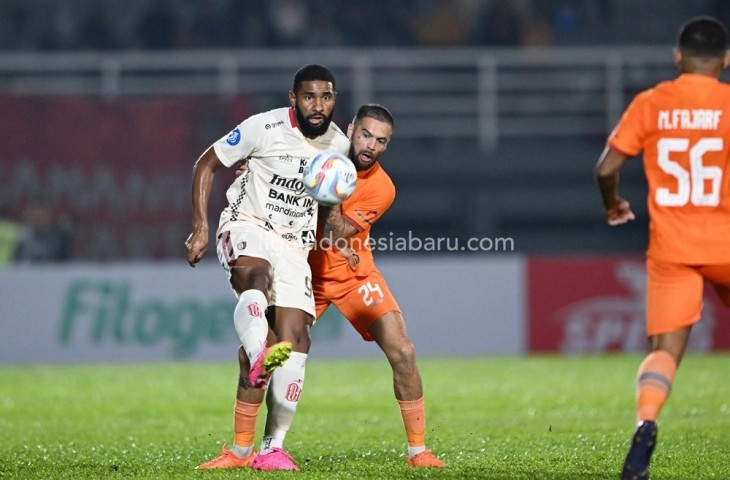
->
<box><xmin>212</xmin><ymin>107</ymin><xmax>349</xmax><ymax>250</ymax></box>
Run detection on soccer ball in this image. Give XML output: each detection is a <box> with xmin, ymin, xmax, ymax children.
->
<box><xmin>302</xmin><ymin>150</ymin><xmax>357</xmax><ymax>206</ymax></box>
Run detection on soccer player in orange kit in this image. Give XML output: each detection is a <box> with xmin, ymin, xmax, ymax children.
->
<box><xmin>309</xmin><ymin>103</ymin><xmax>446</xmax><ymax>468</ymax></box>
<box><xmin>595</xmin><ymin>16</ymin><xmax>730</xmax><ymax>480</ymax></box>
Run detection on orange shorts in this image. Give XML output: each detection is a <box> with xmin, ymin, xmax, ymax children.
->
<box><xmin>646</xmin><ymin>257</ymin><xmax>730</xmax><ymax>335</ymax></box>
<box><xmin>313</xmin><ymin>269</ymin><xmax>400</xmax><ymax>341</ymax></box>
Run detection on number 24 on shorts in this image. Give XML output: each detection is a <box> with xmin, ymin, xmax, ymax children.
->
<box><xmin>358</xmin><ymin>281</ymin><xmax>383</xmax><ymax>306</ymax></box>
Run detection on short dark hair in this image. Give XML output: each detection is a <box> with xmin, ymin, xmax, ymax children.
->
<box><xmin>292</xmin><ymin>64</ymin><xmax>336</xmax><ymax>93</ymax></box>
<box><xmin>677</xmin><ymin>16</ymin><xmax>729</xmax><ymax>57</ymax></box>
<box><xmin>353</xmin><ymin>103</ymin><xmax>394</xmax><ymax>128</ymax></box>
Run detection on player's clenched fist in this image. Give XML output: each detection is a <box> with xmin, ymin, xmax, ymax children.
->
<box><xmin>185</xmin><ymin>229</ymin><xmax>208</xmax><ymax>267</ymax></box>
<box><xmin>605</xmin><ymin>198</ymin><xmax>635</xmax><ymax>226</ymax></box>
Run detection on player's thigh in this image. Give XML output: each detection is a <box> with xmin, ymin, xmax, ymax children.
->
<box><xmin>646</xmin><ymin>258</ymin><xmax>703</xmax><ymax>335</ymax></box>
<box><xmin>334</xmin><ymin>271</ymin><xmax>401</xmax><ymax>341</ymax></box>
<box><xmin>270</xmin><ymin>246</ymin><xmax>315</xmax><ymax>318</ymax></box>
<box><xmin>269</xmin><ymin>305</ymin><xmax>313</xmax><ymax>351</ymax></box>
<box><xmin>312</xmin><ymin>280</ymin><xmax>331</xmax><ymax>320</ymax></box>
<box><xmin>699</xmin><ymin>263</ymin><xmax>730</xmax><ymax>308</ymax></box>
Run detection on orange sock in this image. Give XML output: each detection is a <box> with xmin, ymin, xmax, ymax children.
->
<box><xmin>397</xmin><ymin>397</ymin><xmax>426</xmax><ymax>447</ymax></box>
<box><xmin>635</xmin><ymin>350</ymin><xmax>677</xmax><ymax>423</ymax></box>
<box><xmin>233</xmin><ymin>400</ymin><xmax>261</xmax><ymax>447</ymax></box>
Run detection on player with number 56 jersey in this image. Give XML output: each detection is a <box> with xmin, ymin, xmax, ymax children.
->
<box><xmin>606</xmin><ymin>58</ymin><xmax>730</xmax><ymax>264</ymax></box>
<box><xmin>595</xmin><ymin>16</ymin><xmax>730</xmax><ymax>480</ymax></box>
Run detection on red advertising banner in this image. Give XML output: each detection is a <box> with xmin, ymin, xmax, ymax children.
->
<box><xmin>0</xmin><ymin>96</ymin><xmax>249</xmax><ymax>260</ymax></box>
<box><xmin>528</xmin><ymin>256</ymin><xmax>730</xmax><ymax>353</ymax></box>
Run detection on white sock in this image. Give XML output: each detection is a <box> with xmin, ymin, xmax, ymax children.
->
<box><xmin>260</xmin><ymin>436</ymin><xmax>284</xmax><ymax>453</ymax></box>
<box><xmin>233</xmin><ymin>289</ymin><xmax>269</xmax><ymax>362</ymax></box>
<box><xmin>409</xmin><ymin>446</ymin><xmax>426</xmax><ymax>457</ymax></box>
<box><xmin>260</xmin><ymin>352</ymin><xmax>307</xmax><ymax>454</ymax></box>
<box><xmin>230</xmin><ymin>444</ymin><xmax>254</xmax><ymax>458</ymax></box>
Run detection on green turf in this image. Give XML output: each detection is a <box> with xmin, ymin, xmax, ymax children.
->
<box><xmin>1</xmin><ymin>355</ymin><xmax>729</xmax><ymax>479</ymax></box>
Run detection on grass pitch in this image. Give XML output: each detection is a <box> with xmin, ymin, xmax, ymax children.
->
<box><xmin>1</xmin><ymin>355</ymin><xmax>729</xmax><ymax>479</ymax></box>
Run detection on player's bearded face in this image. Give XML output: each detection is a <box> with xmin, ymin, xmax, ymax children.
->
<box><xmin>349</xmin><ymin>143</ymin><xmax>378</xmax><ymax>171</ymax></box>
<box><xmin>295</xmin><ymin>103</ymin><xmax>334</xmax><ymax>138</ymax></box>
<box><xmin>347</xmin><ymin>119</ymin><xmax>392</xmax><ymax>171</ymax></box>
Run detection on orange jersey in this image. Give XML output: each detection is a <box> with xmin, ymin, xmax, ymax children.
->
<box><xmin>309</xmin><ymin>162</ymin><xmax>395</xmax><ymax>282</ymax></box>
<box><xmin>609</xmin><ymin>73</ymin><xmax>730</xmax><ymax>264</ymax></box>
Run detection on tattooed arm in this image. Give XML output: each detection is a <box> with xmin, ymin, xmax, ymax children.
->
<box><xmin>319</xmin><ymin>205</ymin><xmax>359</xmax><ymax>247</ymax></box>
<box><xmin>318</xmin><ymin>205</ymin><xmax>360</xmax><ymax>271</ymax></box>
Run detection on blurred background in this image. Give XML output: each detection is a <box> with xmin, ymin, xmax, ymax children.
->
<box><xmin>1</xmin><ymin>0</ymin><xmax>730</xmax><ymax>363</ymax></box>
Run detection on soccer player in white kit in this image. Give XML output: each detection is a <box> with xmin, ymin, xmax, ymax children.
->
<box><xmin>186</xmin><ymin>64</ymin><xmax>349</xmax><ymax>471</ymax></box>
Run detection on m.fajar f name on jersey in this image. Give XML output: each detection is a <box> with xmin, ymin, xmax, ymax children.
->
<box><xmin>658</xmin><ymin>109</ymin><xmax>723</xmax><ymax>130</ymax></box>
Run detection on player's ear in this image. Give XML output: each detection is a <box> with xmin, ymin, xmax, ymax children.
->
<box><xmin>723</xmin><ymin>50</ymin><xmax>730</xmax><ymax>69</ymax></box>
<box><xmin>347</xmin><ymin>123</ymin><xmax>354</xmax><ymax>139</ymax></box>
<box><xmin>673</xmin><ymin>48</ymin><xmax>682</xmax><ymax>68</ymax></box>
<box><xmin>288</xmin><ymin>90</ymin><xmax>296</xmax><ymax>107</ymax></box>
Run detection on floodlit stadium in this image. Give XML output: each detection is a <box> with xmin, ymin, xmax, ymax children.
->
<box><xmin>1</xmin><ymin>2</ymin><xmax>729</xmax><ymax>479</ymax></box>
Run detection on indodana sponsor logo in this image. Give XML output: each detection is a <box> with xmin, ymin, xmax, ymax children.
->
<box><xmin>57</xmin><ymin>279</ymin><xmax>237</xmax><ymax>358</ymax></box>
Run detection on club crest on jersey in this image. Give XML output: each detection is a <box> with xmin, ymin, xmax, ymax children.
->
<box><xmin>226</xmin><ymin>128</ymin><xmax>241</xmax><ymax>145</ymax></box>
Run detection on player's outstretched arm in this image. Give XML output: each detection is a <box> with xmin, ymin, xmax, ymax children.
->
<box><xmin>319</xmin><ymin>205</ymin><xmax>361</xmax><ymax>271</ymax></box>
<box><xmin>186</xmin><ymin>146</ymin><xmax>224</xmax><ymax>267</ymax></box>
<box><xmin>595</xmin><ymin>146</ymin><xmax>636</xmax><ymax>226</ymax></box>
<box><xmin>319</xmin><ymin>205</ymin><xmax>358</xmax><ymax>245</ymax></box>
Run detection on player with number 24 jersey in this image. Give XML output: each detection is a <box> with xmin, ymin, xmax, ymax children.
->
<box><xmin>308</xmin><ymin>104</ymin><xmax>445</xmax><ymax>468</ymax></box>
<box><xmin>309</xmin><ymin>159</ymin><xmax>398</xmax><ymax>337</ymax></box>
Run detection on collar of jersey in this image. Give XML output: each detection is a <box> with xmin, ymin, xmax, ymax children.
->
<box><xmin>677</xmin><ymin>72</ymin><xmax>720</xmax><ymax>85</ymax></box>
<box><xmin>357</xmin><ymin>162</ymin><xmax>380</xmax><ymax>179</ymax></box>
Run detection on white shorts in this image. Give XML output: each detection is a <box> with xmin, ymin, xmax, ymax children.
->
<box><xmin>216</xmin><ymin>222</ymin><xmax>314</xmax><ymax>316</ymax></box>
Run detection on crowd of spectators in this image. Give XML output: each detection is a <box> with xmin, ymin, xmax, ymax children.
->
<box><xmin>3</xmin><ymin>0</ymin><xmax>730</xmax><ymax>52</ymax></box>
<box><xmin>3</xmin><ymin>0</ymin><xmax>728</xmax><ymax>53</ymax></box>
<box><xmin>0</xmin><ymin>200</ymin><xmax>73</xmax><ymax>265</ymax></box>
<box><xmin>1</xmin><ymin>0</ymin><xmax>729</xmax><ymax>265</ymax></box>
<box><xmin>0</xmin><ymin>0</ymin><xmax>613</xmax><ymax>51</ymax></box>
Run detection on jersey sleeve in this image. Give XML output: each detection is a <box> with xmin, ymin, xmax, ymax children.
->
<box><xmin>607</xmin><ymin>90</ymin><xmax>651</xmax><ymax>157</ymax></box>
<box><xmin>341</xmin><ymin>176</ymin><xmax>395</xmax><ymax>232</ymax></box>
<box><xmin>212</xmin><ymin>115</ymin><xmax>264</xmax><ymax>168</ymax></box>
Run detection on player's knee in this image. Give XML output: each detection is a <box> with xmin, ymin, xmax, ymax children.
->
<box><xmin>290</xmin><ymin>329</ymin><xmax>312</xmax><ymax>352</ymax></box>
<box><xmin>279</xmin><ymin>323</ymin><xmax>311</xmax><ymax>352</ymax></box>
<box><xmin>387</xmin><ymin>341</ymin><xmax>416</xmax><ymax>367</ymax></box>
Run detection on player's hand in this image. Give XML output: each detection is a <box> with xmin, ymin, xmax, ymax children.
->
<box><xmin>185</xmin><ymin>229</ymin><xmax>209</xmax><ymax>267</ymax></box>
<box><xmin>336</xmin><ymin>245</ymin><xmax>360</xmax><ymax>271</ymax></box>
<box><xmin>234</xmin><ymin>160</ymin><xmax>248</xmax><ymax>178</ymax></box>
<box><xmin>605</xmin><ymin>198</ymin><xmax>635</xmax><ymax>226</ymax></box>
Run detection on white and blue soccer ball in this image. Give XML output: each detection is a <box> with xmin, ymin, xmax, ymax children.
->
<box><xmin>302</xmin><ymin>150</ymin><xmax>357</xmax><ymax>206</ymax></box>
